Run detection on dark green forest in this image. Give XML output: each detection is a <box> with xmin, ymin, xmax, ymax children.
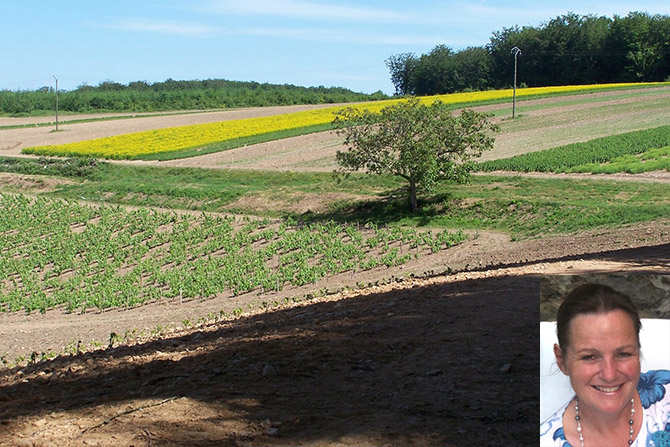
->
<box><xmin>0</xmin><ymin>79</ymin><xmax>387</xmax><ymax>116</ymax></box>
<box><xmin>387</xmin><ymin>12</ymin><xmax>670</xmax><ymax>95</ymax></box>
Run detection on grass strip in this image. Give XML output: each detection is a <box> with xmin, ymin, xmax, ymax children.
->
<box><xmin>0</xmin><ymin>157</ymin><xmax>666</xmax><ymax>238</ymax></box>
<box><xmin>568</xmin><ymin>146</ymin><xmax>670</xmax><ymax>174</ymax></box>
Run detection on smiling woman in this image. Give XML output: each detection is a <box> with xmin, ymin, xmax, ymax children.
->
<box><xmin>540</xmin><ymin>283</ymin><xmax>670</xmax><ymax>447</ymax></box>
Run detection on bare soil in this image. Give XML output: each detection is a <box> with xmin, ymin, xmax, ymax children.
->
<box><xmin>0</xmin><ymin>221</ymin><xmax>669</xmax><ymax>447</ymax></box>
<box><xmin>1</xmin><ymin>90</ymin><xmax>670</xmax><ymax>446</ymax></box>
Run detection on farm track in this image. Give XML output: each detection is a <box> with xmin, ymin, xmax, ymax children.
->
<box><xmin>0</xmin><ymin>87</ymin><xmax>670</xmax><ymax>446</ymax></box>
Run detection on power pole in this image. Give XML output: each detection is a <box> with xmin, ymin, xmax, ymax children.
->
<box><xmin>511</xmin><ymin>46</ymin><xmax>521</xmax><ymax>119</ymax></box>
<box><xmin>53</xmin><ymin>75</ymin><xmax>59</xmax><ymax>131</ymax></box>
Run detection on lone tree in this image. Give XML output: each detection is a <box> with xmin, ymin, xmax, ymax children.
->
<box><xmin>333</xmin><ymin>97</ymin><xmax>499</xmax><ymax>211</ymax></box>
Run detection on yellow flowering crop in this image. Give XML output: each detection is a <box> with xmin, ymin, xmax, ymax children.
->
<box><xmin>23</xmin><ymin>82</ymin><xmax>666</xmax><ymax>159</ymax></box>
<box><xmin>24</xmin><ymin>108</ymin><xmax>333</xmax><ymax>159</ymax></box>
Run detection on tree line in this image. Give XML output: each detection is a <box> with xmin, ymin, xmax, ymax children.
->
<box><xmin>386</xmin><ymin>12</ymin><xmax>670</xmax><ymax>96</ymax></box>
<box><xmin>0</xmin><ymin>79</ymin><xmax>388</xmax><ymax>115</ymax></box>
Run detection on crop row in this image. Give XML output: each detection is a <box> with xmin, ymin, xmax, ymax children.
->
<box><xmin>566</xmin><ymin>146</ymin><xmax>670</xmax><ymax>174</ymax></box>
<box><xmin>22</xmin><ymin>83</ymin><xmax>659</xmax><ymax>160</ymax></box>
<box><xmin>476</xmin><ymin>125</ymin><xmax>670</xmax><ymax>173</ymax></box>
<box><xmin>0</xmin><ymin>194</ymin><xmax>466</xmax><ymax>313</ymax></box>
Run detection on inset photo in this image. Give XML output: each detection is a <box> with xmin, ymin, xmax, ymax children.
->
<box><xmin>540</xmin><ymin>274</ymin><xmax>670</xmax><ymax>447</ymax></box>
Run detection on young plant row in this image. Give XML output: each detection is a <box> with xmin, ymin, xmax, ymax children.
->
<box><xmin>476</xmin><ymin>125</ymin><xmax>670</xmax><ymax>173</ymax></box>
<box><xmin>0</xmin><ymin>194</ymin><xmax>466</xmax><ymax>313</ymax></box>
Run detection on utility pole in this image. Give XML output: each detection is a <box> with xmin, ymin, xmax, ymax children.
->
<box><xmin>53</xmin><ymin>75</ymin><xmax>59</xmax><ymax>131</ymax></box>
<box><xmin>511</xmin><ymin>46</ymin><xmax>521</xmax><ymax>119</ymax></box>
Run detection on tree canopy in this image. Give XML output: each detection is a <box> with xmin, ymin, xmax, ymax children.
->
<box><xmin>387</xmin><ymin>12</ymin><xmax>670</xmax><ymax>95</ymax></box>
<box><xmin>333</xmin><ymin>98</ymin><xmax>499</xmax><ymax>211</ymax></box>
<box><xmin>0</xmin><ymin>79</ymin><xmax>388</xmax><ymax>115</ymax></box>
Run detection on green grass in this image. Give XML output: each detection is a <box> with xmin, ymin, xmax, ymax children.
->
<box><xmin>318</xmin><ymin>175</ymin><xmax>670</xmax><ymax>237</ymax></box>
<box><xmin>9</xmin><ymin>157</ymin><xmax>393</xmax><ymax>213</ymax></box>
<box><xmin>0</xmin><ymin>157</ymin><xmax>667</xmax><ymax>238</ymax></box>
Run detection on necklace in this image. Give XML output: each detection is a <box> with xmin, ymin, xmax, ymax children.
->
<box><xmin>574</xmin><ymin>396</ymin><xmax>635</xmax><ymax>446</ymax></box>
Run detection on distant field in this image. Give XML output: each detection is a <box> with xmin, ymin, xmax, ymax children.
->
<box><xmin>18</xmin><ymin>83</ymin><xmax>670</xmax><ymax>163</ymax></box>
<box><xmin>150</xmin><ymin>85</ymin><xmax>670</xmax><ymax>172</ymax></box>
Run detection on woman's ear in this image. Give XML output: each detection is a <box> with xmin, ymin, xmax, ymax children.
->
<box><xmin>554</xmin><ymin>343</ymin><xmax>568</xmax><ymax>375</ymax></box>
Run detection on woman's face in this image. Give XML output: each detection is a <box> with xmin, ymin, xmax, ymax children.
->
<box><xmin>554</xmin><ymin>309</ymin><xmax>641</xmax><ymax>415</ymax></box>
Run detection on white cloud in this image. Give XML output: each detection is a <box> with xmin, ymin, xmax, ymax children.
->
<box><xmin>205</xmin><ymin>0</ymin><xmax>432</xmax><ymax>24</ymax></box>
<box><xmin>236</xmin><ymin>27</ymin><xmax>445</xmax><ymax>46</ymax></box>
<box><xmin>108</xmin><ymin>18</ymin><xmax>218</xmax><ymax>37</ymax></box>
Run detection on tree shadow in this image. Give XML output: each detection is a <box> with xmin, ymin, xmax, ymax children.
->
<box><xmin>466</xmin><ymin>242</ymin><xmax>670</xmax><ymax>276</ymax></box>
<box><xmin>0</xmin><ymin>274</ymin><xmax>539</xmax><ymax>446</ymax></box>
<box><xmin>303</xmin><ymin>189</ymin><xmax>454</xmax><ymax>227</ymax></box>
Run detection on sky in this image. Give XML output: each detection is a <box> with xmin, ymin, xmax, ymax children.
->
<box><xmin>2</xmin><ymin>1</ymin><xmax>669</xmax><ymax>95</ymax></box>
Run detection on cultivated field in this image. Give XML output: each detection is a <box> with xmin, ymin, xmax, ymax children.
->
<box><xmin>0</xmin><ymin>85</ymin><xmax>669</xmax><ymax>447</ymax></box>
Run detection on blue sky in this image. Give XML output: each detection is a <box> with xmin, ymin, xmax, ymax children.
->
<box><xmin>2</xmin><ymin>1</ymin><xmax>669</xmax><ymax>94</ymax></box>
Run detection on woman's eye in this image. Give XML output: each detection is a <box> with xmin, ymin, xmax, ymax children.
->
<box><xmin>618</xmin><ymin>352</ymin><xmax>632</xmax><ymax>358</ymax></box>
<box><xmin>581</xmin><ymin>355</ymin><xmax>596</xmax><ymax>361</ymax></box>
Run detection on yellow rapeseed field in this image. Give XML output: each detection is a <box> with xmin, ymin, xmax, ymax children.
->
<box><xmin>22</xmin><ymin>82</ymin><xmax>665</xmax><ymax>159</ymax></box>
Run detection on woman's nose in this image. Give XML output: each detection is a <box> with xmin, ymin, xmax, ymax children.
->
<box><xmin>599</xmin><ymin>357</ymin><xmax>618</xmax><ymax>381</ymax></box>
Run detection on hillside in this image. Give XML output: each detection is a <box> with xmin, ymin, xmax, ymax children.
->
<box><xmin>0</xmin><ymin>86</ymin><xmax>669</xmax><ymax>446</ymax></box>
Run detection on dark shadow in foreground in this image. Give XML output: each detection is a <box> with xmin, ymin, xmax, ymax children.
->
<box><xmin>0</xmin><ymin>273</ymin><xmax>540</xmax><ymax>446</ymax></box>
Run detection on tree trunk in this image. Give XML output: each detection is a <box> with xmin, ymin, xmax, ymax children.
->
<box><xmin>408</xmin><ymin>180</ymin><xmax>418</xmax><ymax>212</ymax></box>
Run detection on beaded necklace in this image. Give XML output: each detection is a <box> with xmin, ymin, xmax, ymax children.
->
<box><xmin>574</xmin><ymin>396</ymin><xmax>635</xmax><ymax>446</ymax></box>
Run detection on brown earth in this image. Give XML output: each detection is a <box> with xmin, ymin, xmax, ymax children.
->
<box><xmin>0</xmin><ymin>222</ymin><xmax>668</xmax><ymax>447</ymax></box>
<box><xmin>1</xmin><ymin>90</ymin><xmax>670</xmax><ymax>446</ymax></box>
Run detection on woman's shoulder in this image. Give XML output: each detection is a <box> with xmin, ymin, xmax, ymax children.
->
<box><xmin>638</xmin><ymin>369</ymin><xmax>670</xmax><ymax>409</ymax></box>
<box><xmin>638</xmin><ymin>370</ymin><xmax>670</xmax><ymax>446</ymax></box>
<box><xmin>541</xmin><ymin>399</ymin><xmax>572</xmax><ymax>447</ymax></box>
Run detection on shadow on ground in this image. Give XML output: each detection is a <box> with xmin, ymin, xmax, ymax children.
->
<box><xmin>1</xmin><ymin>242</ymin><xmax>669</xmax><ymax>446</ymax></box>
<box><xmin>0</xmin><ymin>273</ymin><xmax>539</xmax><ymax>446</ymax></box>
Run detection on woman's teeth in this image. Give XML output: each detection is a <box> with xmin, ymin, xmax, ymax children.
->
<box><xmin>594</xmin><ymin>385</ymin><xmax>621</xmax><ymax>392</ymax></box>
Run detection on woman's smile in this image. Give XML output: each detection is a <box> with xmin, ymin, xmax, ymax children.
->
<box><xmin>591</xmin><ymin>384</ymin><xmax>623</xmax><ymax>394</ymax></box>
